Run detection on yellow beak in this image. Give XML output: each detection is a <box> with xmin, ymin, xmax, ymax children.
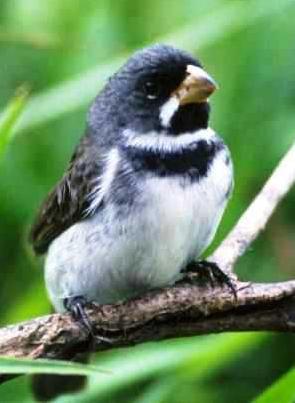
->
<box><xmin>173</xmin><ymin>64</ymin><xmax>218</xmax><ymax>105</ymax></box>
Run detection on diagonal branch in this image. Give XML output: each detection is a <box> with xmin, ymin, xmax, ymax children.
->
<box><xmin>211</xmin><ymin>141</ymin><xmax>295</xmax><ymax>273</ymax></box>
<box><xmin>0</xmin><ymin>141</ymin><xmax>295</xmax><ymax>374</ymax></box>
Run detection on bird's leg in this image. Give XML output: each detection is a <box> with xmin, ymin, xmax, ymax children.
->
<box><xmin>182</xmin><ymin>260</ymin><xmax>237</xmax><ymax>298</ymax></box>
<box><xmin>63</xmin><ymin>296</ymin><xmax>113</xmax><ymax>344</ymax></box>
<box><xmin>64</xmin><ymin>296</ymin><xmax>93</xmax><ymax>334</ymax></box>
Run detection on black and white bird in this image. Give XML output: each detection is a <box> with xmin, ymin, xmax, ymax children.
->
<box><xmin>30</xmin><ymin>44</ymin><xmax>234</xmax><ymax>325</ymax></box>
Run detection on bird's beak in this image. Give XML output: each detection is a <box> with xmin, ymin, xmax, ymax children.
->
<box><xmin>173</xmin><ymin>64</ymin><xmax>218</xmax><ymax>105</ymax></box>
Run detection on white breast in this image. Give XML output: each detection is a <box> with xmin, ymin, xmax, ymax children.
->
<box><xmin>139</xmin><ymin>147</ymin><xmax>232</xmax><ymax>282</ymax></box>
<box><xmin>45</xmin><ymin>130</ymin><xmax>233</xmax><ymax>311</ymax></box>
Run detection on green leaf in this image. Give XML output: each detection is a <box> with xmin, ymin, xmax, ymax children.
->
<box><xmin>252</xmin><ymin>367</ymin><xmax>295</xmax><ymax>403</ymax></box>
<box><xmin>0</xmin><ymin>356</ymin><xmax>109</xmax><ymax>376</ymax></box>
<box><xmin>132</xmin><ymin>377</ymin><xmax>176</xmax><ymax>403</ymax></box>
<box><xmin>57</xmin><ymin>333</ymin><xmax>267</xmax><ymax>402</ymax></box>
<box><xmin>0</xmin><ymin>376</ymin><xmax>33</xmax><ymax>403</ymax></box>
<box><xmin>0</xmin><ymin>86</ymin><xmax>28</xmax><ymax>159</ymax></box>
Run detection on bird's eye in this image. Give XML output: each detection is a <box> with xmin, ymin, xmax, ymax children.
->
<box><xmin>143</xmin><ymin>81</ymin><xmax>160</xmax><ymax>100</ymax></box>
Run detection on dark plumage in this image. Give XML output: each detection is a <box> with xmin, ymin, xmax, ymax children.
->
<box><xmin>30</xmin><ymin>135</ymin><xmax>102</xmax><ymax>253</ymax></box>
<box><xmin>88</xmin><ymin>44</ymin><xmax>206</xmax><ymax>136</ymax></box>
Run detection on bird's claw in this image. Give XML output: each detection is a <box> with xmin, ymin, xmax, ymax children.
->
<box><xmin>63</xmin><ymin>296</ymin><xmax>114</xmax><ymax>345</ymax></box>
<box><xmin>183</xmin><ymin>260</ymin><xmax>237</xmax><ymax>299</ymax></box>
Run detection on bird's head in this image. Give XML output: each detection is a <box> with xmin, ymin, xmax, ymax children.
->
<box><xmin>89</xmin><ymin>44</ymin><xmax>217</xmax><ymax>141</ymax></box>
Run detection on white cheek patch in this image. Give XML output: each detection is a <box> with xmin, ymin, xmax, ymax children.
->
<box><xmin>159</xmin><ymin>96</ymin><xmax>179</xmax><ymax>128</ymax></box>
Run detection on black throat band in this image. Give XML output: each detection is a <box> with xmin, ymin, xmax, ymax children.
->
<box><xmin>121</xmin><ymin>139</ymin><xmax>224</xmax><ymax>181</ymax></box>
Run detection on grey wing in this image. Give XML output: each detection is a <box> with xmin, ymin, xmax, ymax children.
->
<box><xmin>29</xmin><ymin>135</ymin><xmax>104</xmax><ymax>254</ymax></box>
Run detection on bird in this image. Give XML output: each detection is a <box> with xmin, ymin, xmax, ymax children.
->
<box><xmin>30</xmin><ymin>44</ymin><xmax>234</xmax><ymax>331</ymax></box>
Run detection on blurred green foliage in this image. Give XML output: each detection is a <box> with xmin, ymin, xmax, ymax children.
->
<box><xmin>253</xmin><ymin>366</ymin><xmax>295</xmax><ymax>403</ymax></box>
<box><xmin>0</xmin><ymin>0</ymin><xmax>295</xmax><ymax>402</ymax></box>
<box><xmin>0</xmin><ymin>86</ymin><xmax>28</xmax><ymax>159</ymax></box>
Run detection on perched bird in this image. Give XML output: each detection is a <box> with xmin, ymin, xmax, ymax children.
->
<box><xmin>30</xmin><ymin>44</ymin><xmax>234</xmax><ymax>328</ymax></box>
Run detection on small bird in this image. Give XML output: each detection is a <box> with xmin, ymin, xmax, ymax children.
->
<box><xmin>30</xmin><ymin>44</ymin><xmax>234</xmax><ymax>329</ymax></box>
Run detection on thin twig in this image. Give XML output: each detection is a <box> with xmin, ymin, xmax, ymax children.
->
<box><xmin>211</xmin><ymin>141</ymin><xmax>295</xmax><ymax>273</ymax></box>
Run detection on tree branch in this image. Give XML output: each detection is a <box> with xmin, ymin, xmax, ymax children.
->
<box><xmin>0</xmin><ymin>141</ymin><xmax>295</xmax><ymax>370</ymax></box>
<box><xmin>211</xmin><ymin>141</ymin><xmax>295</xmax><ymax>273</ymax></box>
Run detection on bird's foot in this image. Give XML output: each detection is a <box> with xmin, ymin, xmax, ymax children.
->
<box><xmin>183</xmin><ymin>260</ymin><xmax>237</xmax><ymax>298</ymax></box>
<box><xmin>63</xmin><ymin>296</ymin><xmax>114</xmax><ymax>345</ymax></box>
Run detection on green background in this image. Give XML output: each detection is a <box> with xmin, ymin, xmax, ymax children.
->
<box><xmin>0</xmin><ymin>0</ymin><xmax>295</xmax><ymax>401</ymax></box>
